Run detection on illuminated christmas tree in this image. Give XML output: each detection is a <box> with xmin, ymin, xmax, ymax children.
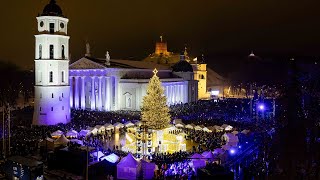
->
<box><xmin>141</xmin><ymin>69</ymin><xmax>171</xmax><ymax>130</ymax></box>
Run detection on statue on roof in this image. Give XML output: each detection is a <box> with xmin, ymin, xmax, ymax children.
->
<box><xmin>85</xmin><ymin>42</ymin><xmax>91</xmax><ymax>57</ymax></box>
<box><xmin>105</xmin><ymin>51</ymin><xmax>110</xmax><ymax>66</ymax></box>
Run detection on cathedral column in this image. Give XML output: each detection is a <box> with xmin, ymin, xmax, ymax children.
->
<box><xmin>69</xmin><ymin>76</ymin><xmax>73</xmax><ymax>107</ymax></box>
<box><xmin>105</xmin><ymin>77</ymin><xmax>111</xmax><ymax>111</ymax></box>
<box><xmin>69</xmin><ymin>76</ymin><xmax>74</xmax><ymax>108</ymax></box>
<box><xmin>180</xmin><ymin>84</ymin><xmax>183</xmax><ymax>103</ymax></box>
<box><xmin>91</xmin><ymin>76</ymin><xmax>95</xmax><ymax>110</ymax></box>
<box><xmin>165</xmin><ymin>86</ymin><xmax>169</xmax><ymax>105</ymax></box>
<box><xmin>184</xmin><ymin>83</ymin><xmax>188</xmax><ymax>103</ymax></box>
<box><xmin>98</xmin><ymin>76</ymin><xmax>102</xmax><ymax>111</ymax></box>
<box><xmin>81</xmin><ymin>76</ymin><xmax>85</xmax><ymax>109</ymax></box>
<box><xmin>114</xmin><ymin>77</ymin><xmax>119</xmax><ymax>110</ymax></box>
<box><xmin>170</xmin><ymin>85</ymin><xmax>174</xmax><ymax>105</ymax></box>
<box><xmin>74</xmin><ymin>76</ymin><xmax>79</xmax><ymax>109</ymax></box>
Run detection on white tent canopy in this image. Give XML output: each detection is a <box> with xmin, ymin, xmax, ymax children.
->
<box><xmin>232</xmin><ymin>131</ymin><xmax>239</xmax><ymax>135</ymax></box>
<box><xmin>100</xmin><ymin>153</ymin><xmax>119</xmax><ymax>163</ymax></box>
<box><xmin>175</xmin><ymin>122</ymin><xmax>185</xmax><ymax>128</ymax></box>
<box><xmin>87</xmin><ymin>127</ymin><xmax>98</xmax><ymax>135</ymax></box>
<box><xmin>140</xmin><ymin>160</ymin><xmax>156</xmax><ymax>180</ymax></box>
<box><xmin>189</xmin><ymin>153</ymin><xmax>205</xmax><ymax>159</ymax></box>
<box><xmin>134</xmin><ymin>121</ymin><xmax>142</xmax><ymax>126</ymax></box>
<box><xmin>189</xmin><ymin>153</ymin><xmax>206</xmax><ymax>170</ymax></box>
<box><xmin>125</xmin><ymin>121</ymin><xmax>135</xmax><ymax>127</ymax></box>
<box><xmin>203</xmin><ymin>127</ymin><xmax>212</xmax><ymax>132</ymax></box>
<box><xmin>185</xmin><ymin>123</ymin><xmax>195</xmax><ymax>129</ymax></box>
<box><xmin>104</xmin><ymin>123</ymin><xmax>114</xmax><ymax>130</ymax></box>
<box><xmin>213</xmin><ymin>125</ymin><xmax>224</xmax><ymax>132</ymax></box>
<box><xmin>70</xmin><ymin>139</ymin><xmax>83</xmax><ymax>146</ymax></box>
<box><xmin>79</xmin><ymin>130</ymin><xmax>91</xmax><ymax>137</ymax></box>
<box><xmin>92</xmin><ymin>151</ymin><xmax>105</xmax><ymax>160</ymax></box>
<box><xmin>51</xmin><ymin>130</ymin><xmax>63</xmax><ymax>137</ymax></box>
<box><xmin>117</xmin><ymin>153</ymin><xmax>140</xmax><ymax>180</ymax></box>
<box><xmin>241</xmin><ymin>129</ymin><xmax>250</xmax><ymax>134</ymax></box>
<box><xmin>55</xmin><ymin>135</ymin><xmax>69</xmax><ymax>146</ymax></box>
<box><xmin>173</xmin><ymin>119</ymin><xmax>183</xmax><ymax>124</ymax></box>
<box><xmin>95</xmin><ymin>125</ymin><xmax>105</xmax><ymax>133</ymax></box>
<box><xmin>194</xmin><ymin>125</ymin><xmax>203</xmax><ymax>131</ymax></box>
<box><xmin>213</xmin><ymin>148</ymin><xmax>224</xmax><ymax>155</ymax></box>
<box><xmin>66</xmin><ymin>130</ymin><xmax>78</xmax><ymax>138</ymax></box>
<box><xmin>221</xmin><ymin>124</ymin><xmax>233</xmax><ymax>131</ymax></box>
<box><xmin>202</xmin><ymin>151</ymin><xmax>215</xmax><ymax>161</ymax></box>
<box><xmin>113</xmin><ymin>122</ymin><xmax>124</xmax><ymax>128</ymax></box>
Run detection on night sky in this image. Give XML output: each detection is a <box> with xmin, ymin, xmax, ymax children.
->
<box><xmin>1</xmin><ymin>0</ymin><xmax>320</xmax><ymax>75</ymax></box>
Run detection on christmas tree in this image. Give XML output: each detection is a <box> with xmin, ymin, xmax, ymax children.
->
<box><xmin>141</xmin><ymin>69</ymin><xmax>171</xmax><ymax>130</ymax></box>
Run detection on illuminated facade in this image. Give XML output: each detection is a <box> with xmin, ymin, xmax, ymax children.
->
<box><xmin>33</xmin><ymin>0</ymin><xmax>70</xmax><ymax>125</ymax></box>
<box><xmin>69</xmin><ymin>55</ymin><xmax>198</xmax><ymax>111</ymax></box>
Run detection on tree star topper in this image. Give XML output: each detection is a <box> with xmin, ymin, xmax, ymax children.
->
<box><xmin>153</xmin><ymin>68</ymin><xmax>158</xmax><ymax>75</ymax></box>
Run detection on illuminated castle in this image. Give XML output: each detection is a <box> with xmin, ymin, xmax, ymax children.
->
<box><xmin>143</xmin><ymin>37</ymin><xmax>225</xmax><ymax>100</ymax></box>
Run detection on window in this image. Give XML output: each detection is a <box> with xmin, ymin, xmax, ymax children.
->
<box><xmin>51</xmin><ymin>107</ymin><xmax>53</xmax><ymax>111</ymax></box>
<box><xmin>61</xmin><ymin>45</ymin><xmax>65</xmax><ymax>59</ymax></box>
<box><xmin>52</xmin><ymin>93</ymin><xmax>54</xmax><ymax>98</ymax></box>
<box><xmin>40</xmin><ymin>93</ymin><xmax>42</xmax><ymax>98</ymax></box>
<box><xmin>39</xmin><ymin>71</ymin><xmax>42</xmax><ymax>82</ymax></box>
<box><xmin>49</xmin><ymin>71</ymin><xmax>53</xmax><ymax>82</ymax></box>
<box><xmin>50</xmin><ymin>45</ymin><xmax>54</xmax><ymax>59</ymax></box>
<box><xmin>50</xmin><ymin>23</ymin><xmax>54</xmax><ymax>34</ymax></box>
<box><xmin>62</xmin><ymin>93</ymin><xmax>64</xmax><ymax>98</ymax></box>
<box><xmin>39</xmin><ymin>44</ymin><xmax>42</xmax><ymax>59</ymax></box>
<box><xmin>61</xmin><ymin>71</ymin><xmax>65</xmax><ymax>82</ymax></box>
<box><xmin>62</xmin><ymin>106</ymin><xmax>64</xmax><ymax>110</ymax></box>
<box><xmin>40</xmin><ymin>107</ymin><xmax>42</xmax><ymax>111</ymax></box>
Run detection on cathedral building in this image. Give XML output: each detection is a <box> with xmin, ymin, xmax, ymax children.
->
<box><xmin>33</xmin><ymin>0</ymin><xmax>199</xmax><ymax>125</ymax></box>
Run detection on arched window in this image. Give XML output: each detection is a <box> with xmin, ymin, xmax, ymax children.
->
<box><xmin>52</xmin><ymin>93</ymin><xmax>54</xmax><ymax>98</ymax></box>
<box><xmin>50</xmin><ymin>45</ymin><xmax>54</xmax><ymax>59</ymax></box>
<box><xmin>61</xmin><ymin>45</ymin><xmax>65</xmax><ymax>59</ymax></box>
<box><xmin>40</xmin><ymin>107</ymin><xmax>42</xmax><ymax>111</ymax></box>
<box><xmin>51</xmin><ymin>107</ymin><xmax>53</xmax><ymax>111</ymax></box>
<box><xmin>50</xmin><ymin>23</ymin><xmax>54</xmax><ymax>34</ymax></box>
<box><xmin>61</xmin><ymin>71</ymin><xmax>65</xmax><ymax>82</ymax></box>
<box><xmin>39</xmin><ymin>44</ymin><xmax>42</xmax><ymax>59</ymax></box>
<box><xmin>49</xmin><ymin>71</ymin><xmax>53</xmax><ymax>82</ymax></box>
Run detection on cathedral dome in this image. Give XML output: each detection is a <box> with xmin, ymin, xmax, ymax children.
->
<box><xmin>42</xmin><ymin>0</ymin><xmax>63</xmax><ymax>17</ymax></box>
<box><xmin>172</xmin><ymin>60</ymin><xmax>193</xmax><ymax>72</ymax></box>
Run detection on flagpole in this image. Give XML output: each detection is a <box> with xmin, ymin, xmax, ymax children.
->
<box><xmin>8</xmin><ymin>104</ymin><xmax>10</xmax><ymax>156</ymax></box>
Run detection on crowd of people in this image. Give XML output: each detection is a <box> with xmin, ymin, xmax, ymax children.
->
<box><xmin>5</xmin><ymin>98</ymin><xmax>278</xmax><ymax>179</ymax></box>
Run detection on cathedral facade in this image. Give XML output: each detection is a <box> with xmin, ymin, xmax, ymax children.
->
<box><xmin>33</xmin><ymin>0</ymin><xmax>198</xmax><ymax>125</ymax></box>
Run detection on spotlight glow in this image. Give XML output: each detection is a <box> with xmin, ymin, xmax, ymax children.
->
<box><xmin>258</xmin><ymin>104</ymin><xmax>265</xmax><ymax>110</ymax></box>
<box><xmin>230</xmin><ymin>149</ymin><xmax>236</xmax><ymax>155</ymax></box>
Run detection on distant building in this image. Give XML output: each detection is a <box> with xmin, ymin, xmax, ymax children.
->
<box><xmin>143</xmin><ymin>38</ymin><xmax>226</xmax><ymax>99</ymax></box>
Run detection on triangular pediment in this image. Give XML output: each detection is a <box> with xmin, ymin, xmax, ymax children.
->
<box><xmin>70</xmin><ymin>57</ymin><xmax>107</xmax><ymax>69</ymax></box>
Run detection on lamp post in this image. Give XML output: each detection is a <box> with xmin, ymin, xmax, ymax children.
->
<box><xmin>2</xmin><ymin>105</ymin><xmax>5</xmax><ymax>158</ymax></box>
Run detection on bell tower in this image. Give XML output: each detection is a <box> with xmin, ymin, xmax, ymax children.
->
<box><xmin>33</xmin><ymin>0</ymin><xmax>70</xmax><ymax>125</ymax></box>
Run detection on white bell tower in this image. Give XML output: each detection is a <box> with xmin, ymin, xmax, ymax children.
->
<box><xmin>33</xmin><ymin>0</ymin><xmax>70</xmax><ymax>125</ymax></box>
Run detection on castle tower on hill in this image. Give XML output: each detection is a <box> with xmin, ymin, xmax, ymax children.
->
<box><xmin>155</xmin><ymin>36</ymin><xmax>170</xmax><ymax>56</ymax></box>
<box><xmin>33</xmin><ymin>0</ymin><xmax>71</xmax><ymax>125</ymax></box>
